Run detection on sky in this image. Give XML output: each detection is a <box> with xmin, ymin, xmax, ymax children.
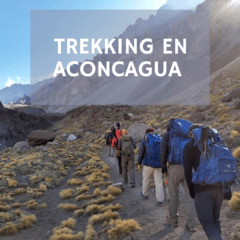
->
<box><xmin>0</xmin><ymin>0</ymin><xmax>205</xmax><ymax>90</ymax></box>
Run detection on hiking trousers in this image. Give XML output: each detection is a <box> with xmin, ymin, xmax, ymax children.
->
<box><xmin>195</xmin><ymin>187</ymin><xmax>224</xmax><ymax>240</ymax></box>
<box><xmin>142</xmin><ymin>166</ymin><xmax>164</xmax><ymax>202</ymax></box>
<box><xmin>117</xmin><ymin>156</ymin><xmax>122</xmax><ymax>175</ymax></box>
<box><xmin>168</xmin><ymin>164</ymin><xmax>197</xmax><ymax>228</ymax></box>
<box><xmin>122</xmin><ymin>154</ymin><xmax>135</xmax><ymax>186</ymax></box>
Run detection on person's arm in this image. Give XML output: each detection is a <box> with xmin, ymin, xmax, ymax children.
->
<box><xmin>183</xmin><ymin>143</ymin><xmax>195</xmax><ymax>199</ymax></box>
<box><xmin>160</xmin><ymin>132</ymin><xmax>169</xmax><ymax>172</ymax></box>
<box><xmin>138</xmin><ymin>141</ymin><xmax>145</xmax><ymax>165</ymax></box>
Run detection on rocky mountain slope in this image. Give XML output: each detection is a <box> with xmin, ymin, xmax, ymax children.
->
<box><xmin>0</xmin><ymin>78</ymin><xmax>54</xmax><ymax>104</ymax></box>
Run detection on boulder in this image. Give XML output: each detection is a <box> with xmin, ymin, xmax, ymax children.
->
<box><xmin>13</xmin><ymin>141</ymin><xmax>29</xmax><ymax>150</ymax></box>
<box><xmin>67</xmin><ymin>134</ymin><xmax>77</xmax><ymax>142</ymax></box>
<box><xmin>127</xmin><ymin>123</ymin><xmax>149</xmax><ymax>143</ymax></box>
<box><xmin>0</xmin><ymin>101</ymin><xmax>3</xmax><ymax>109</ymax></box>
<box><xmin>28</xmin><ymin>130</ymin><xmax>56</xmax><ymax>146</ymax></box>
<box><xmin>221</xmin><ymin>88</ymin><xmax>240</xmax><ymax>102</ymax></box>
<box><xmin>191</xmin><ymin>112</ymin><xmax>205</xmax><ymax>123</ymax></box>
<box><xmin>196</xmin><ymin>105</ymin><xmax>207</xmax><ymax>112</ymax></box>
<box><xmin>54</xmin><ymin>134</ymin><xmax>68</xmax><ymax>142</ymax></box>
<box><xmin>123</xmin><ymin>111</ymin><xmax>131</xmax><ymax>120</ymax></box>
<box><xmin>128</xmin><ymin>113</ymin><xmax>134</xmax><ymax>118</ymax></box>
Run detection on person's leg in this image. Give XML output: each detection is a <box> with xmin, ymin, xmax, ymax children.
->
<box><xmin>117</xmin><ymin>156</ymin><xmax>122</xmax><ymax>175</ymax></box>
<box><xmin>108</xmin><ymin>145</ymin><xmax>111</xmax><ymax>156</ymax></box>
<box><xmin>195</xmin><ymin>189</ymin><xmax>223</xmax><ymax>240</ymax></box>
<box><xmin>213</xmin><ymin>188</ymin><xmax>224</xmax><ymax>234</ymax></box>
<box><xmin>153</xmin><ymin>168</ymin><xmax>164</xmax><ymax>202</ymax></box>
<box><xmin>167</xmin><ymin>165</ymin><xmax>182</xmax><ymax>224</ymax></box>
<box><xmin>128</xmin><ymin>157</ymin><xmax>136</xmax><ymax>187</ymax></box>
<box><xmin>142</xmin><ymin>166</ymin><xmax>153</xmax><ymax>196</ymax></box>
<box><xmin>182</xmin><ymin>177</ymin><xmax>197</xmax><ymax>229</ymax></box>
<box><xmin>121</xmin><ymin>155</ymin><xmax>128</xmax><ymax>184</ymax></box>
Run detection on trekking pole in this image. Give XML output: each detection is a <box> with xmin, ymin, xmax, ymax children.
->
<box><xmin>164</xmin><ymin>173</ymin><xmax>171</xmax><ymax>214</ymax></box>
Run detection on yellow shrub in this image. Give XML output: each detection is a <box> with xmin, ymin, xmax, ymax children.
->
<box><xmin>39</xmin><ymin>184</ymin><xmax>47</xmax><ymax>192</ymax></box>
<box><xmin>229</xmin><ymin>192</ymin><xmax>240</xmax><ymax>211</ymax></box>
<box><xmin>0</xmin><ymin>222</ymin><xmax>18</xmax><ymax>236</ymax></box>
<box><xmin>11</xmin><ymin>202</ymin><xmax>21</xmax><ymax>208</ymax></box>
<box><xmin>67</xmin><ymin>178</ymin><xmax>84</xmax><ymax>186</ymax></box>
<box><xmin>58</xmin><ymin>203</ymin><xmax>78</xmax><ymax>211</ymax></box>
<box><xmin>0</xmin><ymin>213</ymin><xmax>10</xmax><ymax>221</ymax></box>
<box><xmin>17</xmin><ymin>214</ymin><xmax>37</xmax><ymax>229</ymax></box>
<box><xmin>14</xmin><ymin>210</ymin><xmax>21</xmax><ymax>216</ymax></box>
<box><xmin>84</xmin><ymin>224</ymin><xmax>96</xmax><ymax>240</ymax></box>
<box><xmin>61</xmin><ymin>218</ymin><xmax>76</xmax><ymax>228</ymax></box>
<box><xmin>26</xmin><ymin>200</ymin><xmax>38</xmax><ymax>209</ymax></box>
<box><xmin>40</xmin><ymin>203</ymin><xmax>48</xmax><ymax>209</ymax></box>
<box><xmin>108</xmin><ymin>219</ymin><xmax>141</xmax><ymax>240</ymax></box>
<box><xmin>107</xmin><ymin>186</ymin><xmax>122</xmax><ymax>196</ymax></box>
<box><xmin>74</xmin><ymin>209</ymin><xmax>84</xmax><ymax>217</ymax></box>
<box><xmin>59</xmin><ymin>189</ymin><xmax>75</xmax><ymax>199</ymax></box>
<box><xmin>230</xmin><ymin>130</ymin><xmax>239</xmax><ymax>139</ymax></box>
<box><xmin>233</xmin><ymin>147</ymin><xmax>240</xmax><ymax>160</ymax></box>
<box><xmin>7</xmin><ymin>178</ymin><xmax>17</xmax><ymax>188</ymax></box>
<box><xmin>76</xmin><ymin>186</ymin><xmax>89</xmax><ymax>195</ymax></box>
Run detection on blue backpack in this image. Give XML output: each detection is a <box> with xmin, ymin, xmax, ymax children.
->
<box><xmin>192</xmin><ymin>127</ymin><xmax>240</xmax><ymax>186</ymax></box>
<box><xmin>168</xmin><ymin>118</ymin><xmax>193</xmax><ymax>164</ymax></box>
<box><xmin>145</xmin><ymin>133</ymin><xmax>162</xmax><ymax>168</ymax></box>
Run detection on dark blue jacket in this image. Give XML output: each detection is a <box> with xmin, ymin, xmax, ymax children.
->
<box><xmin>138</xmin><ymin>134</ymin><xmax>161</xmax><ymax>168</ymax></box>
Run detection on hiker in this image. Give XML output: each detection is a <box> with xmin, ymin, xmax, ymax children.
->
<box><xmin>104</xmin><ymin>130</ymin><xmax>114</xmax><ymax>157</ymax></box>
<box><xmin>160</xmin><ymin>119</ymin><xmax>197</xmax><ymax>232</ymax></box>
<box><xmin>111</xmin><ymin>125</ymin><xmax>123</xmax><ymax>175</ymax></box>
<box><xmin>138</xmin><ymin>128</ymin><xmax>164</xmax><ymax>205</ymax></box>
<box><xmin>183</xmin><ymin>124</ymin><xmax>236</xmax><ymax>239</ymax></box>
<box><xmin>118</xmin><ymin>129</ymin><xmax>136</xmax><ymax>188</ymax></box>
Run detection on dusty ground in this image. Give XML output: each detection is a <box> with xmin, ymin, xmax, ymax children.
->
<box><xmin>2</xmin><ymin>146</ymin><xmax>239</xmax><ymax>240</ymax></box>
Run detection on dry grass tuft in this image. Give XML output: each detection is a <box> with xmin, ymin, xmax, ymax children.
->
<box><xmin>233</xmin><ymin>147</ymin><xmax>240</xmax><ymax>160</ymax></box>
<box><xmin>0</xmin><ymin>222</ymin><xmax>18</xmax><ymax>236</ymax></box>
<box><xmin>17</xmin><ymin>214</ymin><xmax>37</xmax><ymax>229</ymax></box>
<box><xmin>58</xmin><ymin>203</ymin><xmax>79</xmax><ymax>211</ymax></box>
<box><xmin>7</xmin><ymin>178</ymin><xmax>17</xmax><ymax>188</ymax></box>
<box><xmin>84</xmin><ymin>224</ymin><xmax>96</xmax><ymax>240</ymax></box>
<box><xmin>75</xmin><ymin>194</ymin><xmax>92</xmax><ymax>202</ymax></box>
<box><xmin>76</xmin><ymin>186</ymin><xmax>89</xmax><ymax>195</ymax></box>
<box><xmin>88</xmin><ymin>210</ymin><xmax>119</xmax><ymax>225</ymax></box>
<box><xmin>0</xmin><ymin>204</ymin><xmax>10</xmax><ymax>211</ymax></box>
<box><xmin>107</xmin><ymin>219</ymin><xmax>141</xmax><ymax>240</ymax></box>
<box><xmin>61</xmin><ymin>218</ymin><xmax>76</xmax><ymax>229</ymax></box>
<box><xmin>107</xmin><ymin>186</ymin><xmax>122</xmax><ymax>196</ymax></box>
<box><xmin>11</xmin><ymin>202</ymin><xmax>21</xmax><ymax>208</ymax></box>
<box><xmin>50</xmin><ymin>231</ymin><xmax>84</xmax><ymax>240</ymax></box>
<box><xmin>59</xmin><ymin>189</ymin><xmax>75</xmax><ymax>199</ymax></box>
<box><xmin>26</xmin><ymin>200</ymin><xmax>38</xmax><ymax>209</ymax></box>
<box><xmin>0</xmin><ymin>213</ymin><xmax>10</xmax><ymax>221</ymax></box>
<box><xmin>230</xmin><ymin>130</ymin><xmax>240</xmax><ymax>139</ymax></box>
<box><xmin>40</xmin><ymin>203</ymin><xmax>48</xmax><ymax>209</ymax></box>
<box><xmin>14</xmin><ymin>210</ymin><xmax>21</xmax><ymax>216</ymax></box>
<box><xmin>68</xmin><ymin>178</ymin><xmax>84</xmax><ymax>186</ymax></box>
<box><xmin>229</xmin><ymin>192</ymin><xmax>240</xmax><ymax>211</ymax></box>
<box><xmin>74</xmin><ymin>209</ymin><xmax>84</xmax><ymax>217</ymax></box>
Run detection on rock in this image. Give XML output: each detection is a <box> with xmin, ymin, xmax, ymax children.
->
<box><xmin>123</xmin><ymin>111</ymin><xmax>131</xmax><ymax>120</ymax></box>
<box><xmin>222</xmin><ymin>88</ymin><xmax>240</xmax><ymax>102</ymax></box>
<box><xmin>28</xmin><ymin>130</ymin><xmax>56</xmax><ymax>146</ymax></box>
<box><xmin>0</xmin><ymin>101</ymin><xmax>3</xmax><ymax>109</ymax></box>
<box><xmin>234</xmin><ymin>99</ymin><xmax>240</xmax><ymax>109</ymax></box>
<box><xmin>13</xmin><ymin>141</ymin><xmax>29</xmax><ymax>150</ymax></box>
<box><xmin>111</xmin><ymin>182</ymin><xmax>124</xmax><ymax>191</ymax></box>
<box><xmin>228</xmin><ymin>102</ymin><xmax>235</xmax><ymax>108</ymax></box>
<box><xmin>46</xmin><ymin>141</ymin><xmax>58</xmax><ymax>146</ymax></box>
<box><xmin>127</xmin><ymin>123</ymin><xmax>149</xmax><ymax>143</ymax></box>
<box><xmin>67</xmin><ymin>134</ymin><xmax>77</xmax><ymax>142</ymax></box>
<box><xmin>128</xmin><ymin>113</ymin><xmax>134</xmax><ymax>118</ymax></box>
<box><xmin>18</xmin><ymin>176</ymin><xmax>29</xmax><ymax>188</ymax></box>
<box><xmin>54</xmin><ymin>134</ymin><xmax>68</xmax><ymax>142</ymax></box>
<box><xmin>191</xmin><ymin>112</ymin><xmax>205</xmax><ymax>123</ymax></box>
<box><xmin>196</xmin><ymin>105</ymin><xmax>207</xmax><ymax>112</ymax></box>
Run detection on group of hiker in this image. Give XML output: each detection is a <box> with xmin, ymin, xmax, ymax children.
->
<box><xmin>105</xmin><ymin>119</ymin><xmax>239</xmax><ymax>240</ymax></box>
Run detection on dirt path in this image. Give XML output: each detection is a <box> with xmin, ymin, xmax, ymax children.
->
<box><xmin>2</xmin><ymin>148</ymin><xmax>240</xmax><ymax>240</ymax></box>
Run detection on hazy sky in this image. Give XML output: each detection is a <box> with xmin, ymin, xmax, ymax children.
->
<box><xmin>0</xmin><ymin>0</ymin><xmax>205</xmax><ymax>90</ymax></box>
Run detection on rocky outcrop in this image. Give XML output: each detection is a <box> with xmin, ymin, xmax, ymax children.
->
<box><xmin>127</xmin><ymin>123</ymin><xmax>149</xmax><ymax>143</ymax></box>
<box><xmin>0</xmin><ymin>107</ymin><xmax>54</xmax><ymax>151</ymax></box>
<box><xmin>221</xmin><ymin>88</ymin><xmax>240</xmax><ymax>102</ymax></box>
<box><xmin>0</xmin><ymin>101</ymin><xmax>3</xmax><ymax>109</ymax></box>
<box><xmin>28</xmin><ymin>130</ymin><xmax>56</xmax><ymax>146</ymax></box>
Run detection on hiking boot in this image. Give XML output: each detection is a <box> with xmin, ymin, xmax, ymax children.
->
<box><xmin>166</xmin><ymin>216</ymin><xmax>178</xmax><ymax>227</ymax></box>
<box><xmin>140</xmin><ymin>191</ymin><xmax>148</xmax><ymax>199</ymax></box>
<box><xmin>186</xmin><ymin>224</ymin><xmax>196</xmax><ymax>232</ymax></box>
<box><xmin>157</xmin><ymin>202</ymin><xmax>164</xmax><ymax>206</ymax></box>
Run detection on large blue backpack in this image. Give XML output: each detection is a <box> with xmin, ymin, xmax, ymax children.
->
<box><xmin>145</xmin><ymin>133</ymin><xmax>162</xmax><ymax>168</ymax></box>
<box><xmin>192</xmin><ymin>127</ymin><xmax>240</xmax><ymax>186</ymax></box>
<box><xmin>168</xmin><ymin>118</ymin><xmax>193</xmax><ymax>164</ymax></box>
